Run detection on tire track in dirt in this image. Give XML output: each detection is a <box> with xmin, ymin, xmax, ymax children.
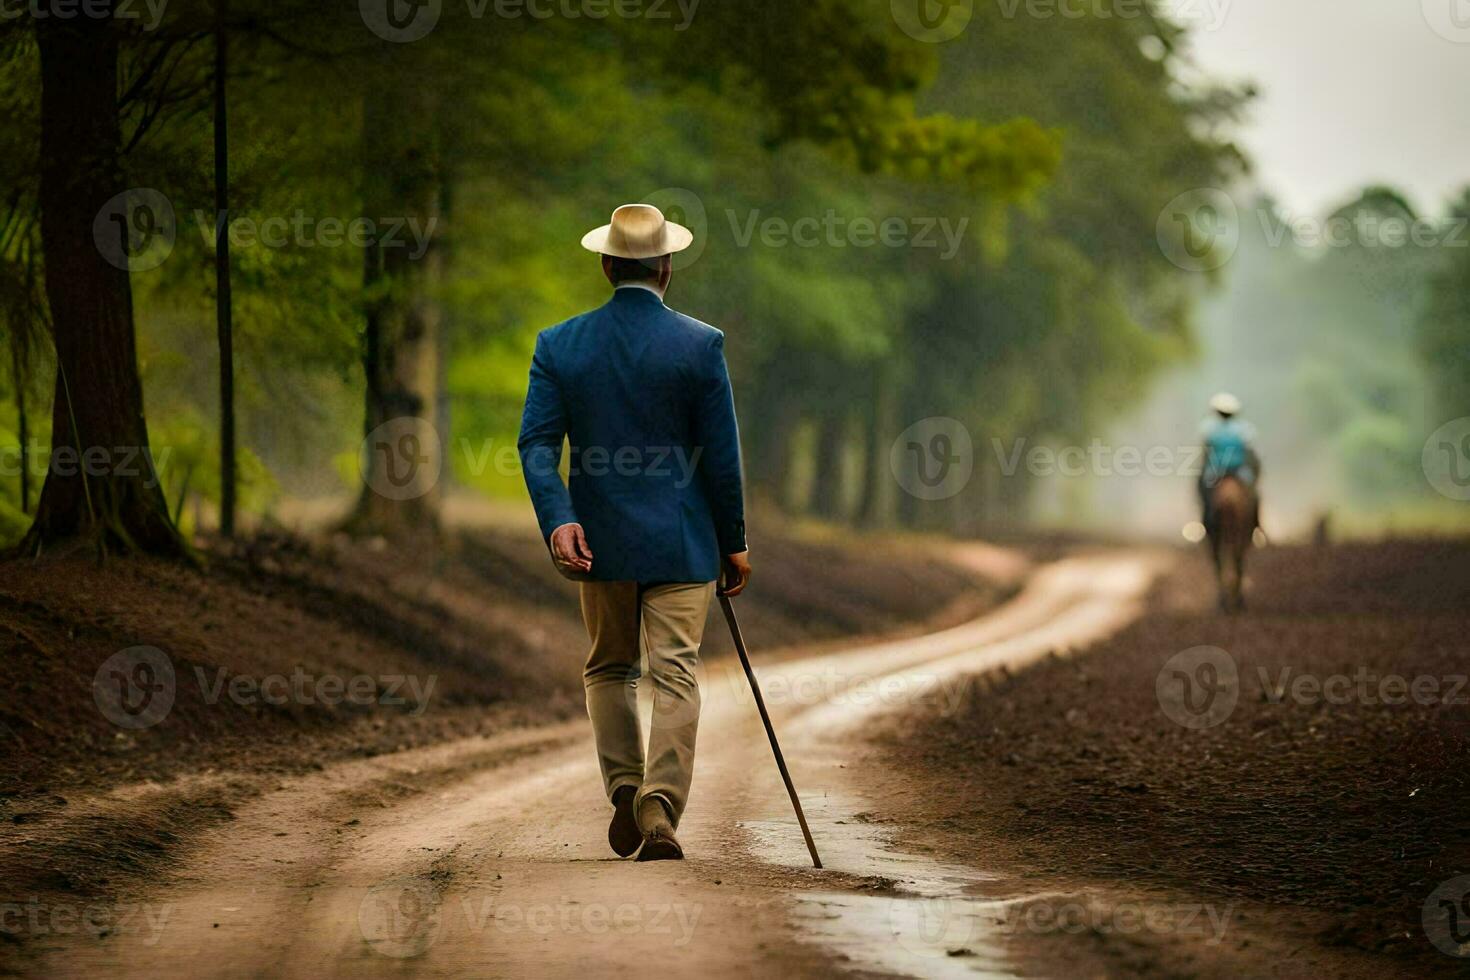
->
<box><xmin>16</xmin><ymin>551</ymin><xmax>1164</xmax><ymax>980</ymax></box>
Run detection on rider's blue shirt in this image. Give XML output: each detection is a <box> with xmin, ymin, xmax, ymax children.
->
<box><xmin>1200</xmin><ymin>417</ymin><xmax>1256</xmax><ymax>486</ymax></box>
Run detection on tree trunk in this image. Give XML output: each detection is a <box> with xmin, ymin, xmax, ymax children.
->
<box><xmin>856</xmin><ymin>363</ymin><xmax>895</xmax><ymax>528</ymax></box>
<box><xmin>809</xmin><ymin>410</ymin><xmax>847</xmax><ymax>520</ymax></box>
<box><xmin>11</xmin><ymin>339</ymin><xmax>28</xmax><ymax>514</ymax></box>
<box><xmin>745</xmin><ymin>356</ymin><xmax>800</xmax><ymax>509</ymax></box>
<box><xmin>21</xmin><ymin>10</ymin><xmax>183</xmax><ymax>558</ymax></box>
<box><xmin>893</xmin><ymin>376</ymin><xmax>922</xmax><ymax>529</ymax></box>
<box><xmin>214</xmin><ymin>0</ymin><xmax>237</xmax><ymax>537</ymax></box>
<box><xmin>433</xmin><ymin>177</ymin><xmax>455</xmax><ymax>491</ymax></box>
<box><xmin>343</xmin><ymin>84</ymin><xmax>443</xmax><ymax>538</ymax></box>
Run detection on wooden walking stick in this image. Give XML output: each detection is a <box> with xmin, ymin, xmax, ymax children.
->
<box><xmin>718</xmin><ymin>592</ymin><xmax>823</xmax><ymax>869</ymax></box>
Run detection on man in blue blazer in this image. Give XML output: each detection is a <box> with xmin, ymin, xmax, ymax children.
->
<box><xmin>518</xmin><ymin>203</ymin><xmax>751</xmax><ymax>862</ymax></box>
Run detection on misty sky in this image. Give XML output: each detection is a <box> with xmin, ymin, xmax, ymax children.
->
<box><xmin>1184</xmin><ymin>0</ymin><xmax>1470</xmax><ymax>218</ymax></box>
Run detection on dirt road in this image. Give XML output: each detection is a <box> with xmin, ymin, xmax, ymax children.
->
<box><xmin>15</xmin><ymin>551</ymin><xmax>1161</xmax><ymax>979</ymax></box>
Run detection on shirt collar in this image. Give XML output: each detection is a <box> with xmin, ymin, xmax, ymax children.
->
<box><xmin>614</xmin><ymin>282</ymin><xmax>666</xmax><ymax>301</ymax></box>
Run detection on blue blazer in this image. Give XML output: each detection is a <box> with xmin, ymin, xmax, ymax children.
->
<box><xmin>517</xmin><ymin>287</ymin><xmax>747</xmax><ymax>583</ymax></box>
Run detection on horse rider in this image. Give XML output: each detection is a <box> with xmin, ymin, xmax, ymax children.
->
<box><xmin>1198</xmin><ymin>392</ymin><xmax>1261</xmax><ymax>531</ymax></box>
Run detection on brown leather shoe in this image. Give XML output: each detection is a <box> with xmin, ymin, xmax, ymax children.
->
<box><xmin>608</xmin><ymin>785</ymin><xmax>641</xmax><ymax>858</ymax></box>
<box><xmin>634</xmin><ymin>795</ymin><xmax>683</xmax><ymax>862</ymax></box>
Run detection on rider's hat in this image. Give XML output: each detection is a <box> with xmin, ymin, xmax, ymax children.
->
<box><xmin>1210</xmin><ymin>392</ymin><xmax>1242</xmax><ymax>416</ymax></box>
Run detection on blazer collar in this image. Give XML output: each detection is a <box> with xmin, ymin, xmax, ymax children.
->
<box><xmin>610</xmin><ymin>284</ymin><xmax>666</xmax><ymax>308</ymax></box>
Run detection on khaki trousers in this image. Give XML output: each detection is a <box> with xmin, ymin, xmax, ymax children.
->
<box><xmin>579</xmin><ymin>580</ymin><xmax>715</xmax><ymax>827</ymax></box>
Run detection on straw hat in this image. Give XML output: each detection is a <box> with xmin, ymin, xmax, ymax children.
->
<box><xmin>1209</xmin><ymin>392</ymin><xmax>1242</xmax><ymax>416</ymax></box>
<box><xmin>581</xmin><ymin>204</ymin><xmax>693</xmax><ymax>260</ymax></box>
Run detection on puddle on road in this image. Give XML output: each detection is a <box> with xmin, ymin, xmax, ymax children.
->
<box><xmin>728</xmin><ymin>552</ymin><xmax>1164</xmax><ymax>978</ymax></box>
<box><xmin>741</xmin><ymin>793</ymin><xmax>1023</xmax><ymax>979</ymax></box>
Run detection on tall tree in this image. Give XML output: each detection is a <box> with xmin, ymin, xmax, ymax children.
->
<box><xmin>344</xmin><ymin>79</ymin><xmax>444</xmax><ymax>536</ymax></box>
<box><xmin>213</xmin><ymin>0</ymin><xmax>237</xmax><ymax>537</ymax></box>
<box><xmin>22</xmin><ymin>8</ymin><xmax>183</xmax><ymax>556</ymax></box>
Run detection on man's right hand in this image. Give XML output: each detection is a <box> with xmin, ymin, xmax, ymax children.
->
<box><xmin>719</xmin><ymin>551</ymin><xmax>752</xmax><ymax>597</ymax></box>
<box><xmin>550</xmin><ymin>523</ymin><xmax>594</xmax><ymax>576</ymax></box>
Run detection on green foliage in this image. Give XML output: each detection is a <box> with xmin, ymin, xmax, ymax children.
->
<box><xmin>1417</xmin><ymin>189</ymin><xmax>1470</xmax><ymax>421</ymax></box>
<box><xmin>0</xmin><ymin>0</ymin><xmax>1251</xmax><ymax>534</ymax></box>
<box><xmin>1336</xmin><ymin>413</ymin><xmax>1417</xmax><ymax>504</ymax></box>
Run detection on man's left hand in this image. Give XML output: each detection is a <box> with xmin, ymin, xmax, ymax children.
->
<box><xmin>719</xmin><ymin>551</ymin><xmax>752</xmax><ymax>597</ymax></box>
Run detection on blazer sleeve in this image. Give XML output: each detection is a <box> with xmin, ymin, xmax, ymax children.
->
<box><xmin>517</xmin><ymin>333</ymin><xmax>579</xmax><ymax>541</ymax></box>
<box><xmin>692</xmin><ymin>331</ymin><xmax>747</xmax><ymax>555</ymax></box>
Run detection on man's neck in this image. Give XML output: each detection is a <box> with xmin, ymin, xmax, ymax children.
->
<box><xmin>615</xmin><ymin>282</ymin><xmax>666</xmax><ymax>300</ymax></box>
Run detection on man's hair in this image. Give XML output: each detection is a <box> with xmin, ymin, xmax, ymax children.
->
<box><xmin>604</xmin><ymin>253</ymin><xmax>670</xmax><ymax>284</ymax></box>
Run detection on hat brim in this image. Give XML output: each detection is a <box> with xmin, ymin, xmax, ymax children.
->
<box><xmin>1210</xmin><ymin>396</ymin><xmax>1241</xmax><ymax>415</ymax></box>
<box><xmin>580</xmin><ymin>221</ymin><xmax>694</xmax><ymax>259</ymax></box>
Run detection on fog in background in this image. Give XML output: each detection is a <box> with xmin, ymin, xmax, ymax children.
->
<box><xmin>1070</xmin><ymin>0</ymin><xmax>1468</xmax><ymax>540</ymax></box>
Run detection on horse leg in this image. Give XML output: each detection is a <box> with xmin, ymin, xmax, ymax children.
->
<box><xmin>1233</xmin><ymin>542</ymin><xmax>1248</xmax><ymax>612</ymax></box>
<box><xmin>1211</xmin><ymin>534</ymin><xmax>1230</xmax><ymax>613</ymax></box>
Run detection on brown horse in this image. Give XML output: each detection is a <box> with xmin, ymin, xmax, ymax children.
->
<box><xmin>1208</xmin><ymin>475</ymin><xmax>1257</xmax><ymax>613</ymax></box>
